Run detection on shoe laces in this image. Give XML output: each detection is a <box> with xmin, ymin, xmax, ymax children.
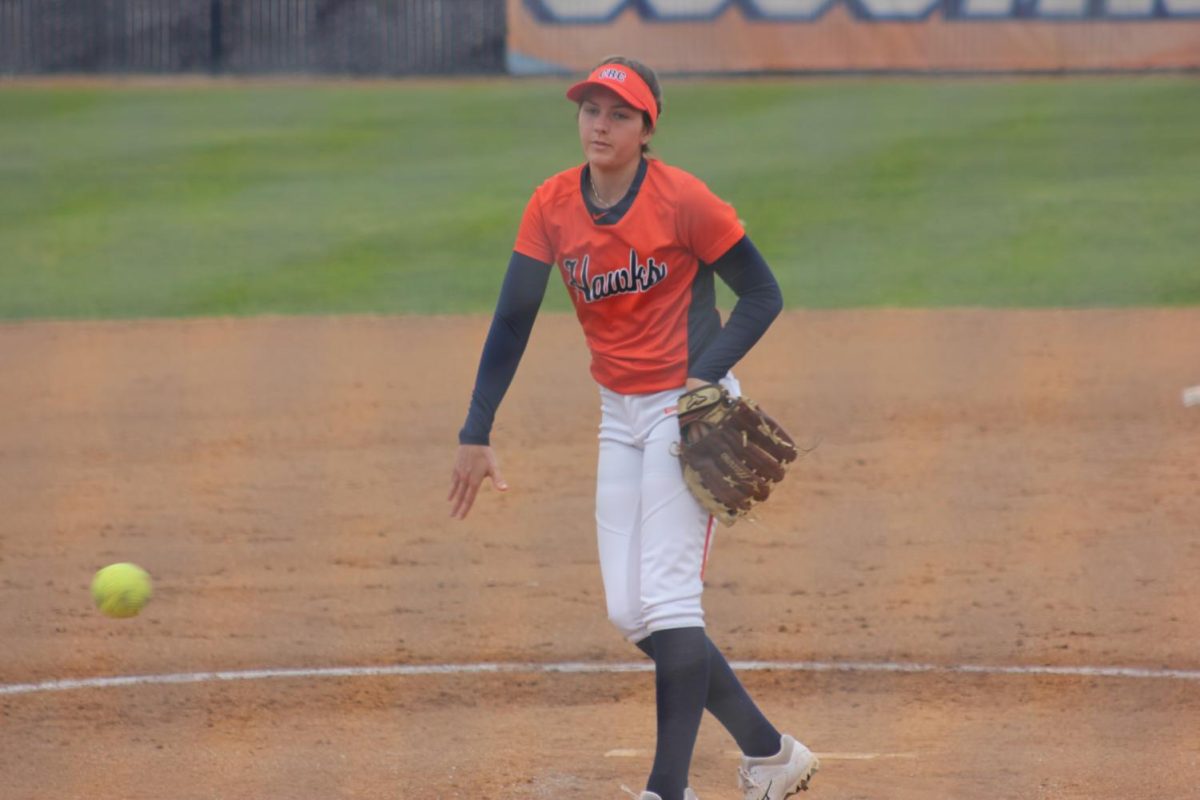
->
<box><xmin>737</xmin><ymin>765</ymin><xmax>764</xmax><ymax>792</ymax></box>
<box><xmin>620</xmin><ymin>784</ymin><xmax>640</xmax><ymax>800</ymax></box>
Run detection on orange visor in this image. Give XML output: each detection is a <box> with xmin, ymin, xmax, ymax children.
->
<box><xmin>566</xmin><ymin>64</ymin><xmax>658</xmax><ymax>129</ymax></box>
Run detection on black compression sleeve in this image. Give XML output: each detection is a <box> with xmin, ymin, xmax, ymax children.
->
<box><xmin>458</xmin><ymin>252</ymin><xmax>553</xmax><ymax>445</ymax></box>
<box><xmin>688</xmin><ymin>236</ymin><xmax>784</xmax><ymax>384</ymax></box>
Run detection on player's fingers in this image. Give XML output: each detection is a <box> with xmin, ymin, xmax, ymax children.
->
<box><xmin>454</xmin><ymin>480</ymin><xmax>482</xmax><ymax>520</ymax></box>
<box><xmin>449</xmin><ymin>465</ymin><xmax>474</xmax><ymax>502</ymax></box>
<box><xmin>448</xmin><ymin>468</ymin><xmax>477</xmax><ymax>515</ymax></box>
<box><xmin>451</xmin><ymin>464</ymin><xmax>487</xmax><ymax>518</ymax></box>
<box><xmin>490</xmin><ymin>465</ymin><xmax>509</xmax><ymax>492</ymax></box>
<box><xmin>450</xmin><ymin>480</ymin><xmax>467</xmax><ymax>518</ymax></box>
<box><xmin>447</xmin><ymin>470</ymin><xmax>464</xmax><ymax>502</ymax></box>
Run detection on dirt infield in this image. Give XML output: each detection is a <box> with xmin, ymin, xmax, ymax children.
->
<box><xmin>1</xmin><ymin>310</ymin><xmax>1198</xmax><ymax>799</ymax></box>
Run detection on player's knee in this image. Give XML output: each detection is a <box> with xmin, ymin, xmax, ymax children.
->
<box><xmin>606</xmin><ymin>603</ymin><xmax>647</xmax><ymax>641</ymax></box>
<box><xmin>640</xmin><ymin>596</ymin><xmax>705</xmax><ymax>633</ymax></box>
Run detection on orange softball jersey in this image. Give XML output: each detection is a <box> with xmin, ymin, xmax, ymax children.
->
<box><xmin>513</xmin><ymin>159</ymin><xmax>745</xmax><ymax>395</ymax></box>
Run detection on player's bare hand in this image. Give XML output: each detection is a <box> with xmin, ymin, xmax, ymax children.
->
<box><xmin>448</xmin><ymin>444</ymin><xmax>508</xmax><ymax>520</ymax></box>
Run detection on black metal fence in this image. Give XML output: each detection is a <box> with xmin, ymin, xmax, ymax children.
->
<box><xmin>0</xmin><ymin>0</ymin><xmax>506</xmax><ymax>74</ymax></box>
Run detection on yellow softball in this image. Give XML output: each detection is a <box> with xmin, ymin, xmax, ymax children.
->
<box><xmin>90</xmin><ymin>562</ymin><xmax>153</xmax><ymax>618</ymax></box>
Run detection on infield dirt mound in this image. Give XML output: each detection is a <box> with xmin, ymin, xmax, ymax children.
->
<box><xmin>1</xmin><ymin>310</ymin><xmax>1198</xmax><ymax>799</ymax></box>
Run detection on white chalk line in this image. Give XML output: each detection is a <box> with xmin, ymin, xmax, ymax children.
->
<box><xmin>2</xmin><ymin>659</ymin><xmax>1199</xmax><ymax>697</ymax></box>
<box><xmin>606</xmin><ymin>749</ymin><xmax>916</xmax><ymax>761</ymax></box>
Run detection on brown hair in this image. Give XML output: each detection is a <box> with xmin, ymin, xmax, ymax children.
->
<box><xmin>587</xmin><ymin>55</ymin><xmax>662</xmax><ymax>154</ymax></box>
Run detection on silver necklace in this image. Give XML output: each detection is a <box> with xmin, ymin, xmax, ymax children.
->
<box><xmin>589</xmin><ymin>171</ymin><xmax>617</xmax><ymax>208</ymax></box>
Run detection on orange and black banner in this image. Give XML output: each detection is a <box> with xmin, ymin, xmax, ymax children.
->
<box><xmin>507</xmin><ymin>0</ymin><xmax>1200</xmax><ymax>73</ymax></box>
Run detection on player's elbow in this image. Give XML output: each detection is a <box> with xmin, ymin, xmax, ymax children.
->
<box><xmin>762</xmin><ymin>282</ymin><xmax>784</xmax><ymax>322</ymax></box>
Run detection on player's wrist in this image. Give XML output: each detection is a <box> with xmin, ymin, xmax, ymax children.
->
<box><xmin>458</xmin><ymin>428</ymin><xmax>491</xmax><ymax>446</ymax></box>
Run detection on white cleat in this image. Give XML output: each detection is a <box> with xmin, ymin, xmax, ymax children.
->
<box><xmin>621</xmin><ymin>788</ymin><xmax>701</xmax><ymax>800</ymax></box>
<box><xmin>737</xmin><ymin>734</ymin><xmax>820</xmax><ymax>800</ymax></box>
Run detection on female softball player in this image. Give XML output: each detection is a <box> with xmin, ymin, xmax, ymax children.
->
<box><xmin>448</xmin><ymin>57</ymin><xmax>818</xmax><ymax>800</ymax></box>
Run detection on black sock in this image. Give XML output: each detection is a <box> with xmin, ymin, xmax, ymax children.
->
<box><xmin>637</xmin><ymin>634</ymin><xmax>781</xmax><ymax>759</ymax></box>
<box><xmin>704</xmin><ymin>639</ymin><xmax>781</xmax><ymax>757</ymax></box>
<box><xmin>643</xmin><ymin>627</ymin><xmax>710</xmax><ymax>800</ymax></box>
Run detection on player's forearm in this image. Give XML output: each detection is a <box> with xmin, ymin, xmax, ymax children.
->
<box><xmin>688</xmin><ymin>236</ymin><xmax>784</xmax><ymax>383</ymax></box>
<box><xmin>458</xmin><ymin>252</ymin><xmax>552</xmax><ymax>445</ymax></box>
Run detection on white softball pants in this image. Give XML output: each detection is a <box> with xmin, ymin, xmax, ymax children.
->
<box><xmin>595</xmin><ymin>376</ymin><xmax>740</xmax><ymax>643</ymax></box>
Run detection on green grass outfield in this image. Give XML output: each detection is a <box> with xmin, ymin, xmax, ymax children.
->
<box><xmin>1</xmin><ymin>76</ymin><xmax>1197</xmax><ymax>319</ymax></box>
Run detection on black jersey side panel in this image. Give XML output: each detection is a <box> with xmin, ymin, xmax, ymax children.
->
<box><xmin>686</xmin><ymin>262</ymin><xmax>723</xmax><ymax>377</ymax></box>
